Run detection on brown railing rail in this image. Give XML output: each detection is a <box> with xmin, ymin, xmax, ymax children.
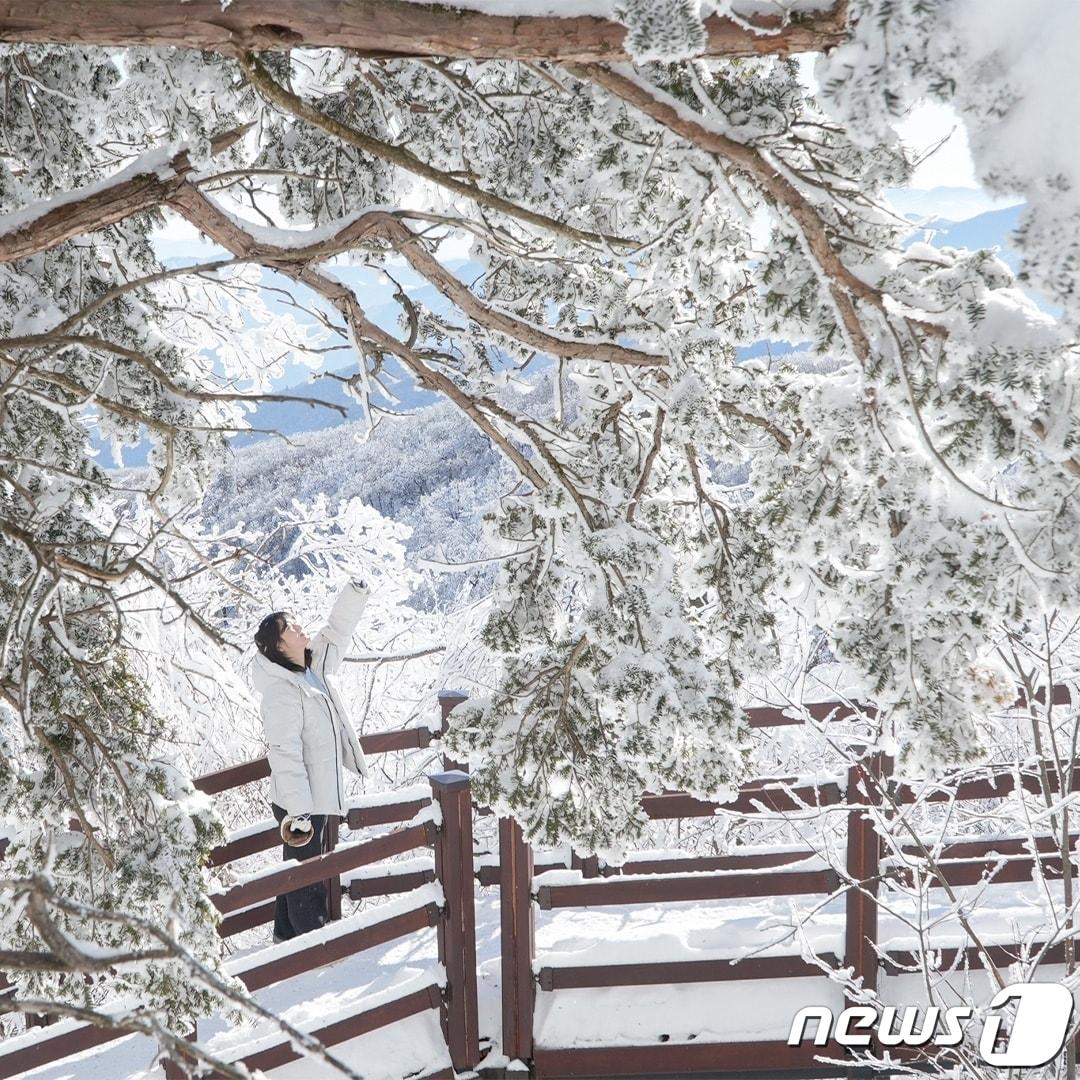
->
<box><xmin>490</xmin><ymin>685</ymin><xmax>1079</xmax><ymax>1078</ymax></box>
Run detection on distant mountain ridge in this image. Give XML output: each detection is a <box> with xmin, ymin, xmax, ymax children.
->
<box><xmin>884</xmin><ymin>185</ymin><xmax>1023</xmax><ymax>224</ymax></box>
<box><xmin>905</xmin><ymin>204</ymin><xmax>1024</xmax><ymax>269</ymax></box>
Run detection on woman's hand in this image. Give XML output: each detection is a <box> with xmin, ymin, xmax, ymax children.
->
<box><xmin>281</xmin><ymin>814</ymin><xmax>314</xmax><ymax>847</ymax></box>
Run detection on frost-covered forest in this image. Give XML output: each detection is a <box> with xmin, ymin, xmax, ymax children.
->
<box><xmin>3</xmin><ymin>0</ymin><xmax>1080</xmax><ymax>1075</ymax></box>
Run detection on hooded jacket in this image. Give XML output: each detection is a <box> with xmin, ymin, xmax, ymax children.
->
<box><xmin>251</xmin><ymin>581</ymin><xmax>371</xmax><ymax>816</ymax></box>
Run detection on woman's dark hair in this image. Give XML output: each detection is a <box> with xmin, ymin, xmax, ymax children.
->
<box><xmin>254</xmin><ymin>611</ymin><xmax>312</xmax><ymax>673</ymax></box>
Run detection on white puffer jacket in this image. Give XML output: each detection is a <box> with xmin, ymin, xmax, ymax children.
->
<box><xmin>252</xmin><ymin>581</ymin><xmax>371</xmax><ymax>816</ymax></box>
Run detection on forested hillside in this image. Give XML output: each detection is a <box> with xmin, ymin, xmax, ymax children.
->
<box><xmin>206</xmin><ymin>398</ymin><xmax>507</xmax><ymax>613</ymax></box>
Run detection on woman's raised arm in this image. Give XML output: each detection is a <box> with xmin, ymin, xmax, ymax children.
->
<box><xmin>310</xmin><ymin>579</ymin><xmax>370</xmax><ymax>678</ymax></box>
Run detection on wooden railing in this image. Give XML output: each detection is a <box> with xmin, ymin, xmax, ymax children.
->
<box><xmin>0</xmin><ymin>693</ymin><xmax>471</xmax><ymax>1080</ymax></box>
<box><xmin>2</xmin><ymin>685</ymin><xmax>1076</xmax><ymax>1079</ymax></box>
<box><xmin>492</xmin><ymin>685</ymin><xmax>1079</xmax><ymax>1078</ymax></box>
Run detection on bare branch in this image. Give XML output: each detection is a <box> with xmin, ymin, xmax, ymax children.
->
<box><xmin>0</xmin><ymin>334</ymin><xmax>348</xmax><ymax>416</ymax></box>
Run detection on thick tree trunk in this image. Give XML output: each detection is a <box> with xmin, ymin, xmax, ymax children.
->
<box><xmin>0</xmin><ymin>0</ymin><xmax>847</xmax><ymax>60</ymax></box>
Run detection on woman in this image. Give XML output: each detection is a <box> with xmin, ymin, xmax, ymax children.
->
<box><xmin>252</xmin><ymin>579</ymin><xmax>371</xmax><ymax>942</ymax></box>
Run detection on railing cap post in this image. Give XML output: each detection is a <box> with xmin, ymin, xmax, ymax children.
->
<box><xmin>430</xmin><ymin>770</ymin><xmax>471</xmax><ymax>792</ymax></box>
<box><xmin>438</xmin><ymin>691</ymin><xmax>469</xmax><ymax>740</ymax></box>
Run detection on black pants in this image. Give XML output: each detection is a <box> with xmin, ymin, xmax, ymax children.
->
<box><xmin>271</xmin><ymin>803</ymin><xmax>328</xmax><ymax>940</ymax></box>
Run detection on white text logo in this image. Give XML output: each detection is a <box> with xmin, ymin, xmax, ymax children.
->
<box><xmin>787</xmin><ymin>983</ymin><xmax>1073</xmax><ymax>1067</ymax></box>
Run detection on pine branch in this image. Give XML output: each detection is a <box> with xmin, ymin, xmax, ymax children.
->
<box><xmin>374</xmin><ymin>215</ymin><xmax>665</xmax><ymax>367</ymax></box>
<box><xmin>0</xmin><ymin>124</ymin><xmax>250</xmax><ymax>264</ymax></box>
<box><xmin>571</xmin><ymin>63</ymin><xmax>1080</xmax><ymax>484</ymax></box>
<box><xmin>238</xmin><ymin>52</ymin><xmax>631</xmax><ymax>251</ymax></box>
<box><xmin>2</xmin><ymin>875</ymin><xmax>368</xmax><ymax>1080</ymax></box>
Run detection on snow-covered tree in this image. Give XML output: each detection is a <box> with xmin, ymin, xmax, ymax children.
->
<box><xmin>1</xmin><ymin>1</ymin><xmax>1079</xmax><ymax>1062</ymax></box>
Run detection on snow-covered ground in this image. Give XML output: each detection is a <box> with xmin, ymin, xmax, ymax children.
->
<box><xmin>12</xmin><ymin>867</ymin><xmax>1077</xmax><ymax>1079</ymax></box>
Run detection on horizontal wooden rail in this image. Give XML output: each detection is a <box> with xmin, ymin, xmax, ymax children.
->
<box><xmin>893</xmin><ymin>855</ymin><xmax>1069</xmax><ymax>889</ymax></box>
<box><xmin>347</xmin><ymin>798</ymin><xmax>431</xmax><ymax>830</ymax></box>
<box><xmin>237</xmin><ymin>902</ymin><xmax>440</xmax><ymax>992</ymax></box>
<box><xmin>532</xmin><ymin>1039</ymin><xmax>906</xmax><ymax>1078</ymax></box>
<box><xmin>195</xmin><ymin>757</ymin><xmax>271</xmax><ymax>795</ymax></box>
<box><xmin>893</xmin><ymin>765</ymin><xmax>1080</xmax><ymax>805</ymax></box>
<box><xmin>194</xmin><ymin>725</ymin><xmax>440</xmax><ymax>795</ymax></box>
<box><xmin>739</xmin><ymin>685</ymin><xmax>1067</xmax><ymax>732</ymax></box>
<box><xmin>477</xmin><ymin>858</ymin><xmax>567</xmax><ymax>887</ymax></box>
<box><xmin>883</xmin><ymin>938</ymin><xmax>1068</xmax><ymax>972</ymax></box>
<box><xmin>537</xmin><ymin>952</ymin><xmax>840</xmax><ymax>990</ymax></box>
<box><xmin>208</xmin><ymin>824</ymin><xmax>279</xmax><ymax>867</ymax></box>
<box><xmin>205</xmin><ymin>984</ymin><xmax>443</xmax><ymax>1078</ymax></box>
<box><xmin>488</xmin><ymin>850</ymin><xmax>809</xmax><ymax>884</ymax></box>
<box><xmin>362</xmin><ymin>726</ymin><xmax>440</xmax><ymax>755</ymax></box>
<box><xmin>209</xmin><ymin>797</ymin><xmax>432</xmax><ymax>867</ymax></box>
<box><xmin>746</xmin><ymin>700</ymin><xmax>878</xmax><ymax>728</ymax></box>
<box><xmin>642</xmin><ymin>780</ymin><xmax>842</xmax><ymax>819</ymax></box>
<box><xmin>218</xmin><ymin>864</ymin><xmax>438</xmax><ymax>932</ymax></box>
<box><xmin>899</xmin><ymin>834</ymin><xmax>1078</xmax><ymax>860</ymax></box>
<box><xmin>0</xmin><ymin>1017</ymin><xmax>126</xmax><ymax>1079</ymax></box>
<box><xmin>212</xmin><ymin>821</ymin><xmax>435</xmax><ymax>914</ymax></box>
<box><xmin>536</xmin><ymin>868</ymin><xmax>840</xmax><ymax>909</ymax></box>
<box><xmin>349</xmin><ymin>867</ymin><xmax>436</xmax><ymax>900</ymax></box>
<box><xmin>603</xmin><ymin>849</ymin><xmax>820</xmax><ymax>878</ymax></box>
<box><xmin>218</xmin><ymin>900</ymin><xmax>276</xmax><ymax>937</ymax></box>
<box><xmin>217</xmin><ymin>867</ymin><xmax>440</xmax><ymax>932</ymax></box>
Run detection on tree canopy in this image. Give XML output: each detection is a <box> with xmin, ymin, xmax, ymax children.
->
<box><xmin>1</xmin><ymin>0</ymin><xmax>1079</xmax><ymax>1053</ymax></box>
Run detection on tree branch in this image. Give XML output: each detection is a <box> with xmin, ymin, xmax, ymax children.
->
<box><xmin>0</xmin><ymin>334</ymin><xmax>348</xmax><ymax>416</ymax></box>
<box><xmin>238</xmin><ymin>51</ymin><xmax>630</xmax><ymax>251</ymax></box>
<box><xmin>374</xmin><ymin>215</ymin><xmax>665</xmax><ymax>366</ymax></box>
<box><xmin>0</xmin><ymin>1</ymin><xmax>850</xmax><ymax>61</ymax></box>
<box><xmin>0</xmin><ymin>124</ymin><xmax>250</xmax><ymax>264</ymax></box>
<box><xmin>573</xmin><ymin>63</ymin><xmax>1080</xmax><ymax>482</ymax></box>
<box><xmin>166</xmin><ymin>182</ymin><xmax>551</xmax><ymax>492</ymax></box>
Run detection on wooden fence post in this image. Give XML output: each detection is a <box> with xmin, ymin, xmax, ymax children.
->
<box><xmin>430</xmin><ymin>771</ymin><xmax>480</xmax><ymax>1073</ymax></box>
<box><xmin>570</xmin><ymin>850</ymin><xmax>600</xmax><ymax>878</ymax></box>
<box><xmin>500</xmin><ymin>816</ymin><xmax>535</xmax><ymax>1066</ymax></box>
<box><xmin>844</xmin><ymin>752</ymin><xmax>885</xmax><ymax>1000</ymax></box>
<box><xmin>438</xmin><ymin>690</ymin><xmax>468</xmax><ymax>773</ymax></box>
